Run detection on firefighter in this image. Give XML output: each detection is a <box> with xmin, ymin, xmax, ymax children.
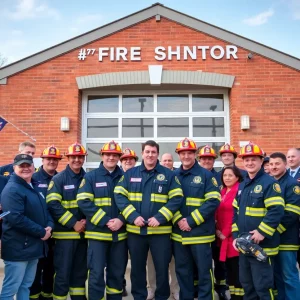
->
<box><xmin>46</xmin><ymin>142</ymin><xmax>87</xmax><ymax>300</ymax></box>
<box><xmin>114</xmin><ymin>140</ymin><xmax>184</xmax><ymax>300</ymax></box>
<box><xmin>172</xmin><ymin>138</ymin><xmax>220</xmax><ymax>300</ymax></box>
<box><xmin>120</xmin><ymin>148</ymin><xmax>138</xmax><ymax>172</ymax></box>
<box><xmin>219</xmin><ymin>143</ymin><xmax>247</xmax><ymax>178</ymax></box>
<box><xmin>269</xmin><ymin>152</ymin><xmax>300</xmax><ymax>299</ymax></box>
<box><xmin>30</xmin><ymin>146</ymin><xmax>62</xmax><ymax>300</ymax></box>
<box><xmin>232</xmin><ymin>142</ymin><xmax>285</xmax><ymax>299</ymax></box>
<box><xmin>77</xmin><ymin>141</ymin><xmax>126</xmax><ymax>300</ymax></box>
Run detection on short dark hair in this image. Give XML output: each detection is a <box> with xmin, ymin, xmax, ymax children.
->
<box><xmin>142</xmin><ymin>140</ymin><xmax>159</xmax><ymax>153</ymax></box>
<box><xmin>270</xmin><ymin>152</ymin><xmax>287</xmax><ymax>163</ymax></box>
<box><xmin>221</xmin><ymin>166</ymin><xmax>243</xmax><ymax>187</ymax></box>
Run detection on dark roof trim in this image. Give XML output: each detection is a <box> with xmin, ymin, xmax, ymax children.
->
<box><xmin>0</xmin><ymin>3</ymin><xmax>299</xmax><ymax>81</ymax></box>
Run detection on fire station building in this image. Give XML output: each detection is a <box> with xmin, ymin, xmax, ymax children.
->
<box><xmin>0</xmin><ymin>3</ymin><xmax>300</xmax><ymax>169</ymax></box>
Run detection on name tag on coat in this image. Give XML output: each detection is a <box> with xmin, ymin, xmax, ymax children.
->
<box><xmin>38</xmin><ymin>184</ymin><xmax>48</xmax><ymax>188</ymax></box>
<box><xmin>130</xmin><ymin>178</ymin><xmax>142</xmax><ymax>182</ymax></box>
<box><xmin>96</xmin><ymin>182</ymin><xmax>107</xmax><ymax>188</ymax></box>
<box><xmin>64</xmin><ymin>185</ymin><xmax>75</xmax><ymax>190</ymax></box>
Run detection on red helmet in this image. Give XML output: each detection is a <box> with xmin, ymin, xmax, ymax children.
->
<box><xmin>120</xmin><ymin>148</ymin><xmax>138</xmax><ymax>161</ymax></box>
<box><xmin>198</xmin><ymin>145</ymin><xmax>218</xmax><ymax>158</ymax></box>
<box><xmin>219</xmin><ymin>143</ymin><xmax>237</xmax><ymax>158</ymax></box>
<box><xmin>239</xmin><ymin>142</ymin><xmax>264</xmax><ymax>158</ymax></box>
<box><xmin>65</xmin><ymin>142</ymin><xmax>87</xmax><ymax>156</ymax></box>
<box><xmin>175</xmin><ymin>138</ymin><xmax>197</xmax><ymax>153</ymax></box>
<box><xmin>100</xmin><ymin>141</ymin><xmax>122</xmax><ymax>155</ymax></box>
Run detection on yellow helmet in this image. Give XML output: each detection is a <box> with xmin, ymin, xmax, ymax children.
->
<box><xmin>65</xmin><ymin>142</ymin><xmax>87</xmax><ymax>156</ymax></box>
<box><xmin>239</xmin><ymin>142</ymin><xmax>264</xmax><ymax>158</ymax></box>
<box><xmin>120</xmin><ymin>148</ymin><xmax>138</xmax><ymax>161</ymax></box>
<box><xmin>175</xmin><ymin>138</ymin><xmax>197</xmax><ymax>153</ymax></box>
<box><xmin>219</xmin><ymin>143</ymin><xmax>237</xmax><ymax>158</ymax></box>
<box><xmin>41</xmin><ymin>145</ymin><xmax>62</xmax><ymax>159</ymax></box>
<box><xmin>100</xmin><ymin>141</ymin><xmax>122</xmax><ymax>155</ymax></box>
<box><xmin>198</xmin><ymin>145</ymin><xmax>218</xmax><ymax>158</ymax></box>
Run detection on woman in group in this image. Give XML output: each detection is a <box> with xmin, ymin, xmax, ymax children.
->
<box><xmin>215</xmin><ymin>166</ymin><xmax>244</xmax><ymax>300</ymax></box>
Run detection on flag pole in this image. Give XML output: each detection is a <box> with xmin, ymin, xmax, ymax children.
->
<box><xmin>0</xmin><ymin>115</ymin><xmax>36</xmax><ymax>142</ymax></box>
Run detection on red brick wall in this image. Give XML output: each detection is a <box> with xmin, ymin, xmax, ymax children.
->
<box><xmin>1</xmin><ymin>17</ymin><xmax>300</xmax><ymax>168</ymax></box>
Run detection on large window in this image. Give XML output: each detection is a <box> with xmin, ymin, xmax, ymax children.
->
<box><xmin>82</xmin><ymin>90</ymin><xmax>230</xmax><ymax>169</ymax></box>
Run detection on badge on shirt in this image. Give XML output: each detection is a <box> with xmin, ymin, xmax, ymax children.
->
<box><xmin>156</xmin><ymin>174</ymin><xmax>165</xmax><ymax>181</ymax></box>
<box><xmin>38</xmin><ymin>184</ymin><xmax>48</xmax><ymax>188</ymax></box>
<box><xmin>254</xmin><ymin>185</ymin><xmax>262</xmax><ymax>193</ymax></box>
<box><xmin>64</xmin><ymin>185</ymin><xmax>75</xmax><ymax>190</ymax></box>
<box><xmin>3</xmin><ymin>172</ymin><xmax>10</xmax><ymax>177</ymax></box>
<box><xmin>95</xmin><ymin>182</ymin><xmax>107</xmax><ymax>188</ymax></box>
<box><xmin>193</xmin><ymin>176</ymin><xmax>201</xmax><ymax>184</ymax></box>
<box><xmin>158</xmin><ymin>186</ymin><xmax>162</xmax><ymax>193</ymax></box>
<box><xmin>130</xmin><ymin>178</ymin><xmax>142</xmax><ymax>183</ymax></box>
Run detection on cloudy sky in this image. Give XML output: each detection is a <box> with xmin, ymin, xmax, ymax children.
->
<box><xmin>1</xmin><ymin>0</ymin><xmax>300</xmax><ymax>66</ymax></box>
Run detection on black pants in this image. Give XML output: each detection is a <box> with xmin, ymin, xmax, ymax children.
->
<box><xmin>226</xmin><ymin>256</ymin><xmax>244</xmax><ymax>300</ymax></box>
<box><xmin>128</xmin><ymin>233</ymin><xmax>172</xmax><ymax>300</ymax></box>
<box><xmin>30</xmin><ymin>238</ymin><xmax>55</xmax><ymax>299</ymax></box>
<box><xmin>239</xmin><ymin>254</ymin><xmax>274</xmax><ymax>300</ymax></box>
<box><xmin>53</xmin><ymin>239</ymin><xmax>87</xmax><ymax>300</ymax></box>
<box><xmin>87</xmin><ymin>239</ymin><xmax>128</xmax><ymax>300</ymax></box>
<box><xmin>212</xmin><ymin>242</ymin><xmax>227</xmax><ymax>293</ymax></box>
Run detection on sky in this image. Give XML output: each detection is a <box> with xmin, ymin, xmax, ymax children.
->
<box><xmin>0</xmin><ymin>0</ymin><xmax>300</xmax><ymax>66</ymax></box>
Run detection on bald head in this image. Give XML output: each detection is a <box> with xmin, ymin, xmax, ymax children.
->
<box><xmin>161</xmin><ymin>153</ymin><xmax>174</xmax><ymax>170</ymax></box>
<box><xmin>287</xmin><ymin>148</ymin><xmax>300</xmax><ymax>169</ymax></box>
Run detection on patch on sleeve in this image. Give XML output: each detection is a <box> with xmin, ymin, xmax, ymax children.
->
<box><xmin>79</xmin><ymin>179</ymin><xmax>85</xmax><ymax>188</ymax></box>
<box><xmin>48</xmin><ymin>181</ymin><xmax>54</xmax><ymax>191</ymax></box>
<box><xmin>293</xmin><ymin>185</ymin><xmax>300</xmax><ymax>195</ymax></box>
<box><xmin>273</xmin><ymin>183</ymin><xmax>281</xmax><ymax>193</ymax></box>
<box><xmin>175</xmin><ymin>176</ymin><xmax>181</xmax><ymax>185</ymax></box>
<box><xmin>119</xmin><ymin>175</ymin><xmax>124</xmax><ymax>183</ymax></box>
<box><xmin>212</xmin><ymin>177</ymin><xmax>218</xmax><ymax>187</ymax></box>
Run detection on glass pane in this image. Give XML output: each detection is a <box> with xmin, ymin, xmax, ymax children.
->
<box><xmin>122</xmin><ymin>119</ymin><xmax>153</xmax><ymax>138</ymax></box>
<box><xmin>87</xmin><ymin>119</ymin><xmax>118</xmax><ymax>138</ymax></box>
<box><xmin>86</xmin><ymin>143</ymin><xmax>104</xmax><ymax>162</ymax></box>
<box><xmin>157</xmin><ymin>95</ymin><xmax>189</xmax><ymax>112</ymax></box>
<box><xmin>157</xmin><ymin>118</ymin><xmax>189</xmax><ymax>137</ymax></box>
<box><xmin>193</xmin><ymin>117</ymin><xmax>224</xmax><ymax>137</ymax></box>
<box><xmin>196</xmin><ymin>142</ymin><xmax>224</xmax><ymax>162</ymax></box>
<box><xmin>122</xmin><ymin>96</ymin><xmax>153</xmax><ymax>112</ymax></box>
<box><xmin>192</xmin><ymin>95</ymin><xmax>224</xmax><ymax>111</ymax></box>
<box><xmin>159</xmin><ymin>143</ymin><xmax>180</xmax><ymax>162</ymax></box>
<box><xmin>88</xmin><ymin>96</ymin><xmax>118</xmax><ymax>113</ymax></box>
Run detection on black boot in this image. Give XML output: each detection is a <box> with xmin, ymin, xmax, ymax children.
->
<box><xmin>217</xmin><ymin>291</ymin><xmax>230</xmax><ymax>300</ymax></box>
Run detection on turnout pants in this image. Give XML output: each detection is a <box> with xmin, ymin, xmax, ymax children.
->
<box><xmin>173</xmin><ymin>241</ymin><xmax>214</xmax><ymax>300</ymax></box>
<box><xmin>127</xmin><ymin>233</ymin><xmax>172</xmax><ymax>300</ymax></box>
<box><xmin>212</xmin><ymin>242</ymin><xmax>227</xmax><ymax>295</ymax></box>
<box><xmin>87</xmin><ymin>239</ymin><xmax>128</xmax><ymax>300</ymax></box>
<box><xmin>53</xmin><ymin>239</ymin><xmax>87</xmax><ymax>300</ymax></box>
<box><xmin>226</xmin><ymin>256</ymin><xmax>244</xmax><ymax>300</ymax></box>
<box><xmin>30</xmin><ymin>238</ymin><xmax>55</xmax><ymax>299</ymax></box>
<box><xmin>239</xmin><ymin>254</ymin><xmax>274</xmax><ymax>300</ymax></box>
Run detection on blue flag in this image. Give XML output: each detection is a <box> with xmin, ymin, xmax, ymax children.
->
<box><xmin>0</xmin><ymin>117</ymin><xmax>8</xmax><ymax>131</ymax></box>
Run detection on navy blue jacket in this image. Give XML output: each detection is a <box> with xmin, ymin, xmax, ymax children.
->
<box><xmin>33</xmin><ymin>166</ymin><xmax>57</xmax><ymax>198</ymax></box>
<box><xmin>1</xmin><ymin>174</ymin><xmax>54</xmax><ymax>261</ymax></box>
<box><xmin>0</xmin><ymin>175</ymin><xmax>8</xmax><ymax>195</ymax></box>
<box><xmin>77</xmin><ymin>162</ymin><xmax>126</xmax><ymax>242</ymax></box>
<box><xmin>0</xmin><ymin>163</ymin><xmax>14</xmax><ymax>177</ymax></box>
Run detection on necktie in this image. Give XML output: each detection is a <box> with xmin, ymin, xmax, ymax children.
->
<box><xmin>290</xmin><ymin>171</ymin><xmax>295</xmax><ymax>177</ymax></box>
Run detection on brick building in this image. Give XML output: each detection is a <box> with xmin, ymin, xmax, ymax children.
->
<box><xmin>0</xmin><ymin>3</ymin><xmax>300</xmax><ymax>170</ymax></box>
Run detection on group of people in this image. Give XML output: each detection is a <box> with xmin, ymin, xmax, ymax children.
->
<box><xmin>0</xmin><ymin>139</ymin><xmax>299</xmax><ymax>300</ymax></box>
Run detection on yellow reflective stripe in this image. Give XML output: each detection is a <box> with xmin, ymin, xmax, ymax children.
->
<box><xmin>269</xmin><ymin>289</ymin><xmax>274</xmax><ymax>300</ymax></box>
<box><xmin>285</xmin><ymin>203</ymin><xmax>300</xmax><ymax>215</ymax></box>
<box><xmin>264</xmin><ymin>196</ymin><xmax>285</xmax><ymax>208</ymax></box>
<box><xmin>94</xmin><ymin>197</ymin><xmax>111</xmax><ymax>206</ymax></box>
<box><xmin>29</xmin><ymin>293</ymin><xmax>40</xmax><ymax>299</ymax></box>
<box><xmin>85</xmin><ymin>231</ymin><xmax>112</xmax><ymax>241</ymax></box>
<box><xmin>114</xmin><ymin>186</ymin><xmax>128</xmax><ymax>197</ymax></box>
<box><xmin>76</xmin><ymin>192</ymin><xmax>94</xmax><ymax>201</ymax></box>
<box><xmin>159</xmin><ymin>206</ymin><xmax>173</xmax><ymax>221</ymax></box>
<box><xmin>209</xmin><ymin>269</ymin><xmax>215</xmax><ymax>300</ymax></box>
<box><xmin>204</xmin><ymin>191</ymin><xmax>221</xmax><ymax>201</ymax></box>
<box><xmin>58</xmin><ymin>211</ymin><xmax>73</xmax><ymax>226</ymax></box>
<box><xmin>258</xmin><ymin>222</ymin><xmax>276</xmax><ymax>236</ymax></box>
<box><xmin>61</xmin><ymin>200</ymin><xmax>78</xmax><ymax>209</ymax></box>
<box><xmin>147</xmin><ymin>226</ymin><xmax>172</xmax><ymax>234</ymax></box>
<box><xmin>234</xmin><ymin>288</ymin><xmax>245</xmax><ymax>296</ymax></box>
<box><xmin>106</xmin><ymin>285</ymin><xmax>122</xmax><ymax>294</ymax></box>
<box><xmin>279</xmin><ymin>244</ymin><xmax>300</xmax><ymax>251</ymax></box>
<box><xmin>171</xmin><ymin>233</ymin><xmax>182</xmax><ymax>242</ymax></box>
<box><xmin>69</xmin><ymin>287</ymin><xmax>85</xmax><ymax>296</ymax></box>
<box><xmin>191</xmin><ymin>209</ymin><xmax>204</xmax><ymax>225</ymax></box>
<box><xmin>172</xmin><ymin>211</ymin><xmax>182</xmax><ymax>224</ymax></box>
<box><xmin>215</xmin><ymin>279</ymin><xmax>226</xmax><ymax>285</ymax></box>
<box><xmin>53</xmin><ymin>294</ymin><xmax>68</xmax><ymax>300</ymax></box>
<box><xmin>128</xmin><ymin>192</ymin><xmax>142</xmax><ymax>202</ymax></box>
<box><xmin>91</xmin><ymin>208</ymin><xmax>106</xmax><ymax>225</ymax></box>
<box><xmin>118</xmin><ymin>232</ymin><xmax>128</xmax><ymax>241</ymax></box>
<box><xmin>123</xmin><ymin>204</ymin><xmax>136</xmax><ymax>219</ymax></box>
<box><xmin>182</xmin><ymin>235</ymin><xmax>215</xmax><ymax>245</ymax></box>
<box><xmin>52</xmin><ymin>232</ymin><xmax>81</xmax><ymax>239</ymax></box>
<box><xmin>232</xmin><ymin>223</ymin><xmax>238</xmax><ymax>232</ymax></box>
<box><xmin>186</xmin><ymin>197</ymin><xmax>205</xmax><ymax>206</ymax></box>
<box><xmin>277</xmin><ymin>223</ymin><xmax>286</xmax><ymax>234</ymax></box>
<box><xmin>263</xmin><ymin>247</ymin><xmax>279</xmax><ymax>256</ymax></box>
<box><xmin>151</xmin><ymin>193</ymin><xmax>168</xmax><ymax>203</ymax></box>
<box><xmin>168</xmin><ymin>188</ymin><xmax>183</xmax><ymax>199</ymax></box>
<box><xmin>126</xmin><ymin>224</ymin><xmax>141</xmax><ymax>234</ymax></box>
<box><xmin>40</xmin><ymin>292</ymin><xmax>53</xmax><ymax>298</ymax></box>
<box><xmin>46</xmin><ymin>193</ymin><xmax>62</xmax><ymax>203</ymax></box>
<box><xmin>232</xmin><ymin>199</ymin><xmax>239</xmax><ymax>209</ymax></box>
<box><xmin>245</xmin><ymin>207</ymin><xmax>267</xmax><ymax>217</ymax></box>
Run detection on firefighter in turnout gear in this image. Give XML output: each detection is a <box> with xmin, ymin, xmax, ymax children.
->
<box><xmin>232</xmin><ymin>142</ymin><xmax>285</xmax><ymax>300</ymax></box>
<box><xmin>77</xmin><ymin>141</ymin><xmax>127</xmax><ymax>300</ymax></box>
<box><xmin>269</xmin><ymin>152</ymin><xmax>300</xmax><ymax>299</ymax></box>
<box><xmin>172</xmin><ymin>138</ymin><xmax>221</xmax><ymax>300</ymax></box>
<box><xmin>114</xmin><ymin>140</ymin><xmax>184</xmax><ymax>300</ymax></box>
<box><xmin>30</xmin><ymin>146</ymin><xmax>62</xmax><ymax>300</ymax></box>
<box><xmin>46</xmin><ymin>143</ymin><xmax>87</xmax><ymax>300</ymax></box>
